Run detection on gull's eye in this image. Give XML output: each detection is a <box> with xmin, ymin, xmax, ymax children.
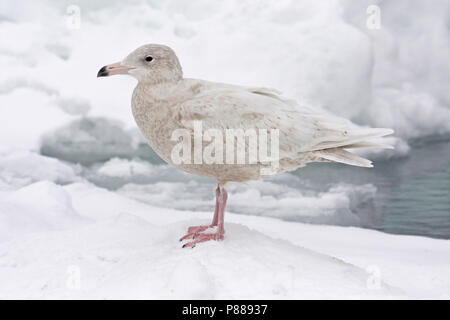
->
<box><xmin>145</xmin><ymin>56</ymin><xmax>153</xmax><ymax>62</ymax></box>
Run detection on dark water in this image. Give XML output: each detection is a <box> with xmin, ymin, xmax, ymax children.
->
<box><xmin>294</xmin><ymin>135</ymin><xmax>450</xmax><ymax>239</ymax></box>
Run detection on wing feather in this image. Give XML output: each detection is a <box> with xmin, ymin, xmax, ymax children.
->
<box><xmin>175</xmin><ymin>80</ymin><xmax>392</xmax><ymax>164</ymax></box>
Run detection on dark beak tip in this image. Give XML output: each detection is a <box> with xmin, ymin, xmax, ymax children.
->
<box><xmin>97</xmin><ymin>66</ymin><xmax>108</xmax><ymax>78</ymax></box>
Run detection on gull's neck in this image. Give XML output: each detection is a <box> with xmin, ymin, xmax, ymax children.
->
<box><xmin>135</xmin><ymin>79</ymin><xmax>183</xmax><ymax>101</ymax></box>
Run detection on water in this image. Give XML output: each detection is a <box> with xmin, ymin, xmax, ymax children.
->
<box><xmin>294</xmin><ymin>135</ymin><xmax>450</xmax><ymax>239</ymax></box>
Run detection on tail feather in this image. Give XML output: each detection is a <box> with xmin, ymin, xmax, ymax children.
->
<box><xmin>311</xmin><ymin>127</ymin><xmax>394</xmax><ymax>167</ymax></box>
<box><xmin>311</xmin><ymin>128</ymin><xmax>394</xmax><ymax>151</ymax></box>
<box><xmin>314</xmin><ymin>148</ymin><xmax>373</xmax><ymax>168</ymax></box>
<box><xmin>344</xmin><ymin>141</ymin><xmax>394</xmax><ymax>149</ymax></box>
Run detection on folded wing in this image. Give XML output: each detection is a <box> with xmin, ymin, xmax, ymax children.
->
<box><xmin>176</xmin><ymin>80</ymin><xmax>393</xmax><ymax>169</ymax></box>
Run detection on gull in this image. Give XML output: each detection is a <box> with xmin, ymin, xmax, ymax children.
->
<box><xmin>98</xmin><ymin>44</ymin><xmax>393</xmax><ymax>248</ymax></box>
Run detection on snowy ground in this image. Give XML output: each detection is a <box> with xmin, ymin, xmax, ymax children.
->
<box><xmin>1</xmin><ymin>0</ymin><xmax>450</xmax><ymax>299</ymax></box>
<box><xmin>1</xmin><ymin>179</ymin><xmax>449</xmax><ymax>299</ymax></box>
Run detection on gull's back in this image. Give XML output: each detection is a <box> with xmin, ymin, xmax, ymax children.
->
<box><xmin>132</xmin><ymin>78</ymin><xmax>393</xmax><ymax>183</ymax></box>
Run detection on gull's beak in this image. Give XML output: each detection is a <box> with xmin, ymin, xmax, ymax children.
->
<box><xmin>97</xmin><ymin>62</ymin><xmax>134</xmax><ymax>77</ymax></box>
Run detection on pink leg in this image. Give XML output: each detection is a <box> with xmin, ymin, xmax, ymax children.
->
<box><xmin>179</xmin><ymin>187</ymin><xmax>220</xmax><ymax>241</ymax></box>
<box><xmin>181</xmin><ymin>185</ymin><xmax>228</xmax><ymax>248</ymax></box>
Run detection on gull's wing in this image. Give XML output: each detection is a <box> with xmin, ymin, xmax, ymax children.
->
<box><xmin>175</xmin><ymin>80</ymin><xmax>393</xmax><ymax>165</ymax></box>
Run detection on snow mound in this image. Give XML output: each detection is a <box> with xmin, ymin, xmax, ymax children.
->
<box><xmin>0</xmin><ymin>181</ymin><xmax>87</xmax><ymax>242</ymax></box>
<box><xmin>0</xmin><ymin>216</ymin><xmax>399</xmax><ymax>299</ymax></box>
<box><xmin>0</xmin><ymin>182</ymin><xmax>448</xmax><ymax>299</ymax></box>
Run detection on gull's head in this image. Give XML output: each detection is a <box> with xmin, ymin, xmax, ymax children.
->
<box><xmin>97</xmin><ymin>44</ymin><xmax>183</xmax><ymax>84</ymax></box>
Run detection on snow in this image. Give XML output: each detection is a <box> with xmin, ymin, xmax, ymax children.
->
<box><xmin>0</xmin><ymin>0</ymin><xmax>449</xmax><ymax>299</ymax></box>
<box><xmin>0</xmin><ymin>180</ymin><xmax>449</xmax><ymax>299</ymax></box>
<box><xmin>0</xmin><ymin>181</ymin><xmax>87</xmax><ymax>242</ymax></box>
<box><xmin>0</xmin><ymin>89</ymin><xmax>74</xmax><ymax>151</ymax></box>
<box><xmin>0</xmin><ymin>149</ymin><xmax>80</xmax><ymax>187</ymax></box>
<box><xmin>96</xmin><ymin>158</ymin><xmax>154</xmax><ymax>178</ymax></box>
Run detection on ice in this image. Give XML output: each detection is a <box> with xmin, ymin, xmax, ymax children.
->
<box><xmin>0</xmin><ymin>149</ymin><xmax>80</xmax><ymax>188</ymax></box>
<box><xmin>0</xmin><ymin>88</ymin><xmax>73</xmax><ymax>150</ymax></box>
<box><xmin>1</xmin><ymin>0</ymin><xmax>449</xmax><ymax>150</ymax></box>
<box><xmin>341</xmin><ymin>0</ymin><xmax>450</xmax><ymax>138</ymax></box>
<box><xmin>54</xmin><ymin>96</ymin><xmax>91</xmax><ymax>116</ymax></box>
<box><xmin>117</xmin><ymin>179</ymin><xmax>379</xmax><ymax>227</ymax></box>
<box><xmin>40</xmin><ymin>117</ymin><xmax>163</xmax><ymax>165</ymax></box>
<box><xmin>96</xmin><ymin>158</ymin><xmax>154</xmax><ymax>177</ymax></box>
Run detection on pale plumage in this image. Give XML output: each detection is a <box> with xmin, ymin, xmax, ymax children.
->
<box><xmin>98</xmin><ymin>44</ymin><xmax>393</xmax><ymax>247</ymax></box>
<box><xmin>133</xmin><ymin>79</ymin><xmax>393</xmax><ymax>181</ymax></box>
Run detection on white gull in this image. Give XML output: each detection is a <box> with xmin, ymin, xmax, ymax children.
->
<box><xmin>98</xmin><ymin>44</ymin><xmax>393</xmax><ymax>248</ymax></box>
